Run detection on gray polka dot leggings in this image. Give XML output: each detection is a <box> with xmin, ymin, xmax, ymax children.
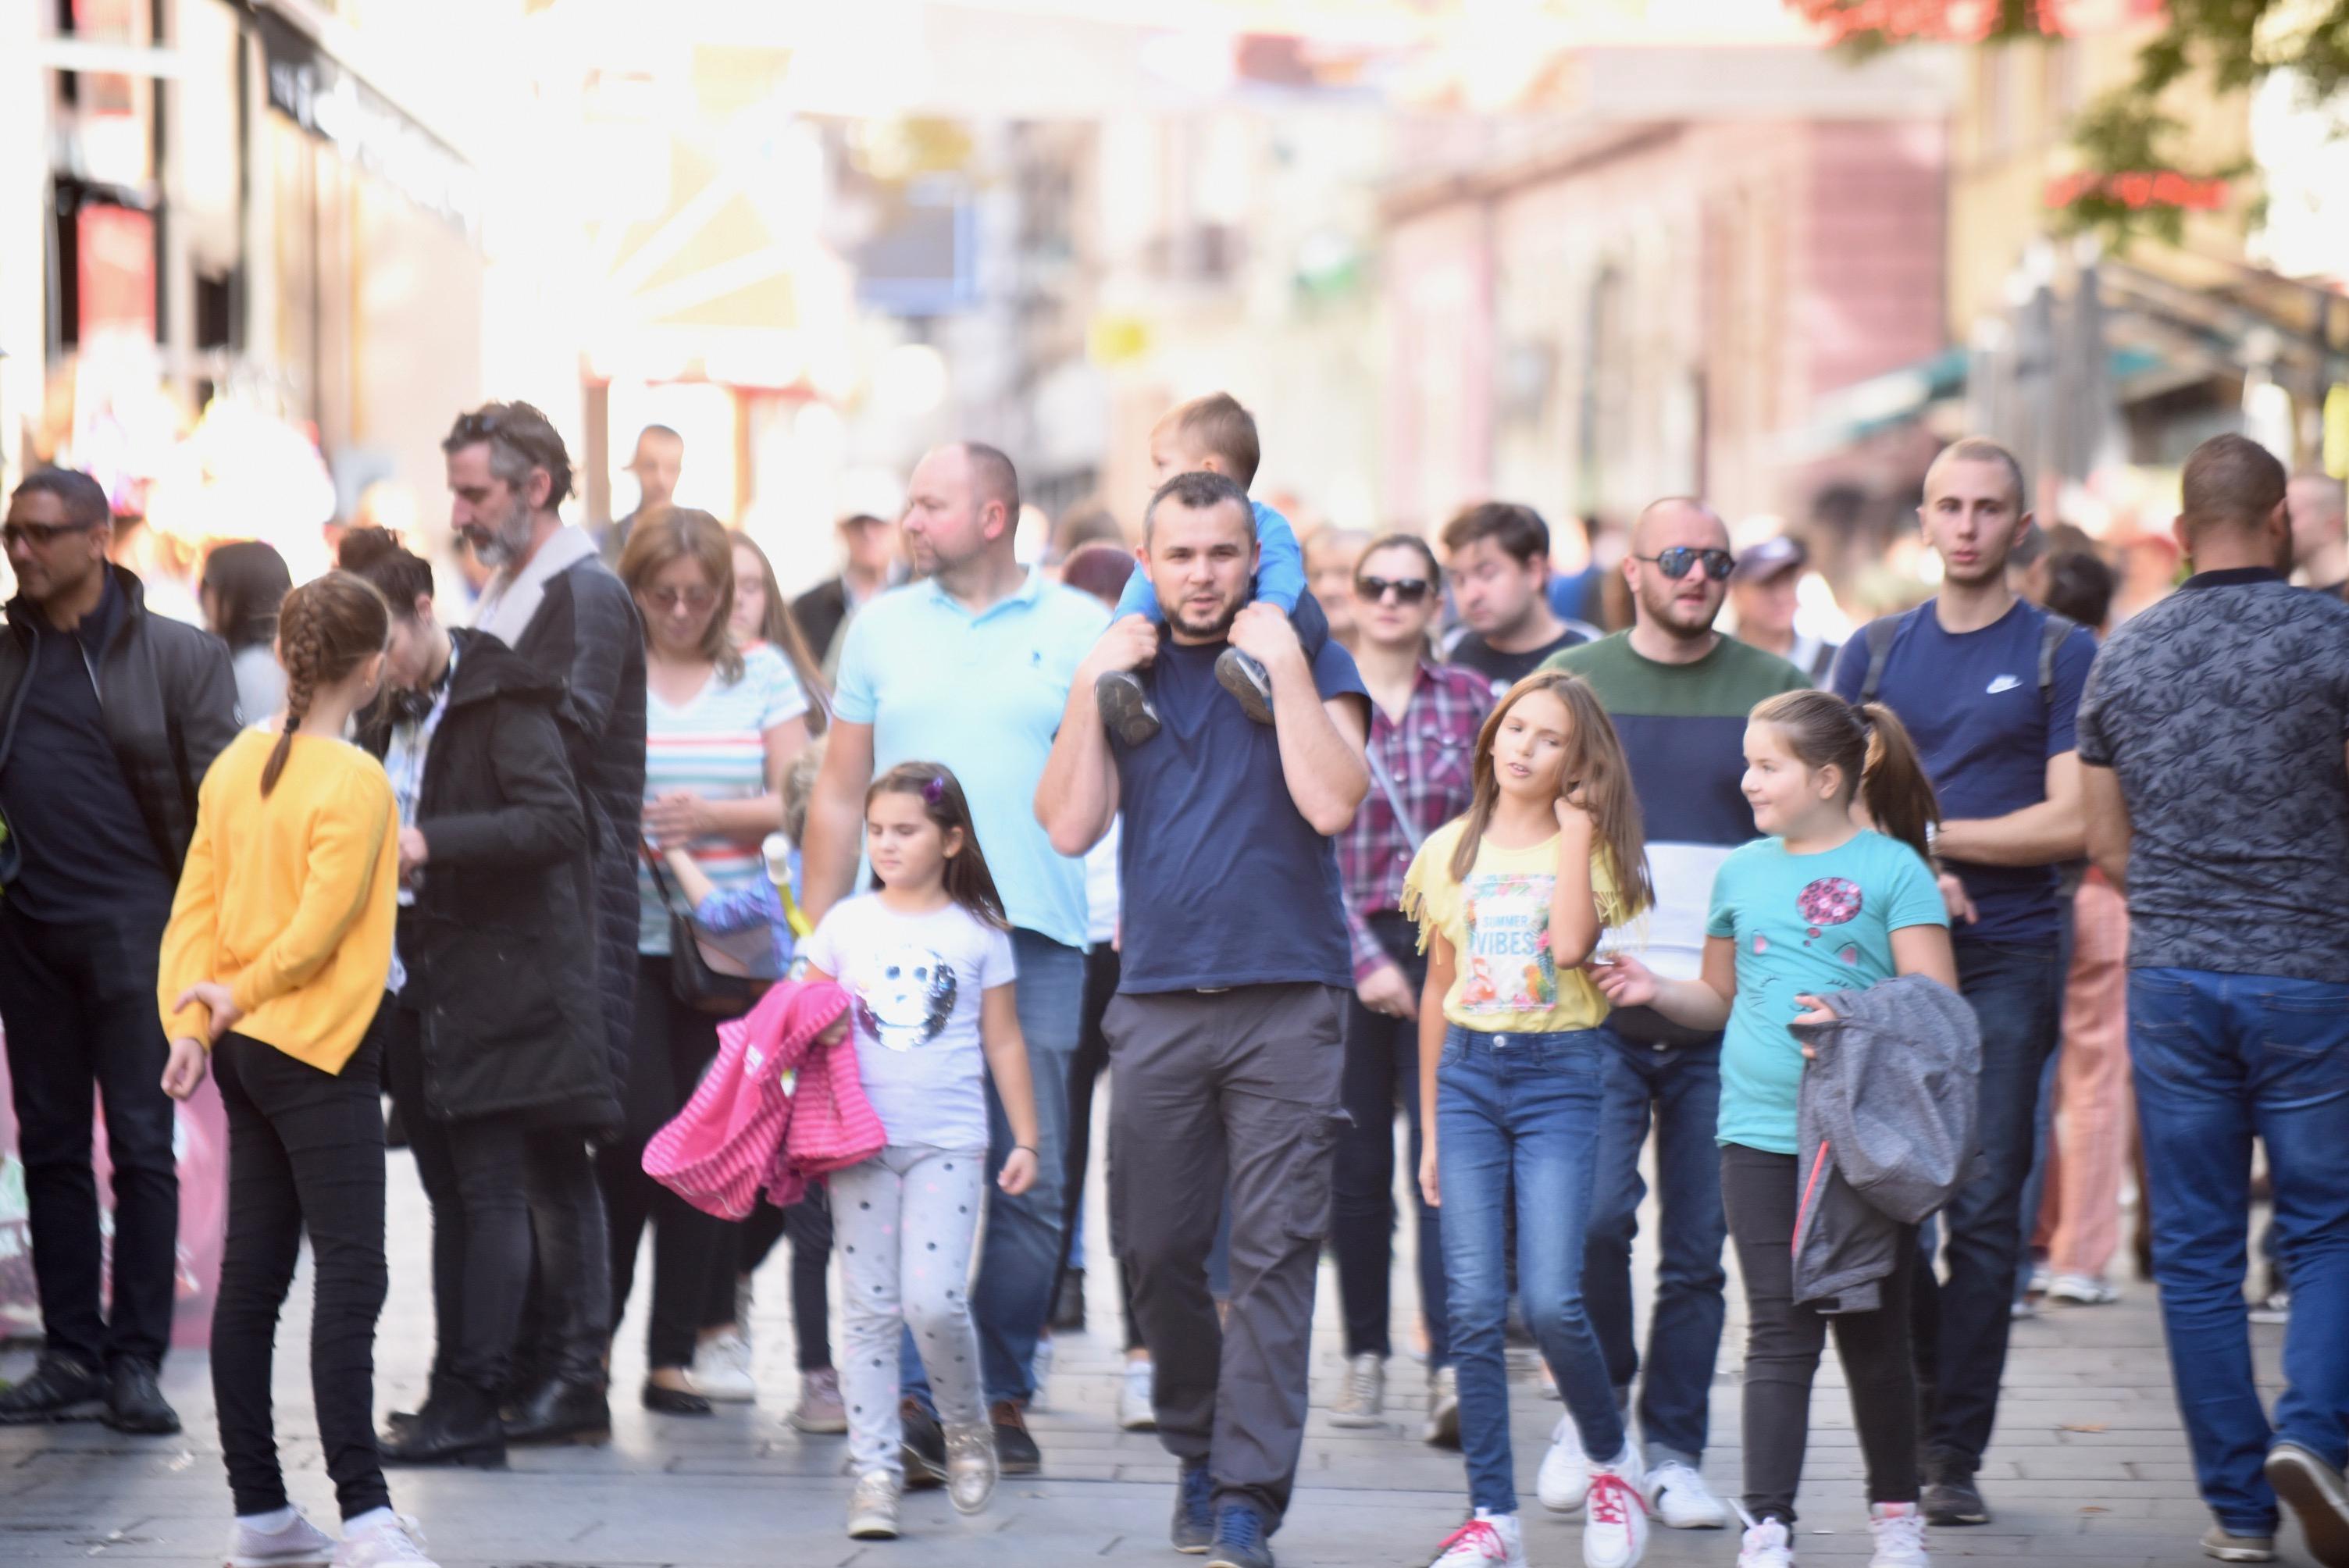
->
<box><xmin>831</xmin><ymin>1143</ymin><xmax>990</xmax><ymax>1478</ymax></box>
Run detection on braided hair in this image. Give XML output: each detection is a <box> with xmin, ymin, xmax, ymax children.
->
<box><xmin>262</xmin><ymin>571</ymin><xmax>391</xmax><ymax>796</ymax></box>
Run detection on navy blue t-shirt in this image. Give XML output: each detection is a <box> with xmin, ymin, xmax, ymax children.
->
<box><xmin>1115</xmin><ymin>634</ymin><xmax>1368</xmax><ymax>992</ymax></box>
<box><xmin>1828</xmin><ymin>597</ymin><xmax>2096</xmax><ymax>943</ymax></box>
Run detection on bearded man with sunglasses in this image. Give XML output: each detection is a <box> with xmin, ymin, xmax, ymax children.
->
<box><xmin>1538</xmin><ymin>496</ymin><xmax>1808</xmax><ymax>1531</ymax></box>
<box><xmin>0</xmin><ymin>469</ymin><xmax>237</xmax><ymax>1432</ymax></box>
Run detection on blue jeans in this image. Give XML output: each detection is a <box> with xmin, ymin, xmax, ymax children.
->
<box><xmin>903</xmin><ymin>928</ymin><xmax>1082</xmax><ymax>1409</ymax></box>
<box><xmin>1912</xmin><ymin>937</ymin><xmax>2062</xmax><ymax>1472</ymax></box>
<box><xmin>1437</xmin><ymin>1025</ymin><xmax>1625</xmax><ymax>1515</ymax></box>
<box><xmin>2129</xmin><ymin>967</ymin><xmax>2349</xmax><ymax>1535</ymax></box>
<box><xmin>1584</xmin><ymin>1028</ymin><xmax>1726</xmax><ymax>1467</ymax></box>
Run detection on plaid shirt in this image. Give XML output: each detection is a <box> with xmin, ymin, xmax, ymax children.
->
<box><xmin>1338</xmin><ymin>661</ymin><xmax>1495</xmax><ymax>979</ymax></box>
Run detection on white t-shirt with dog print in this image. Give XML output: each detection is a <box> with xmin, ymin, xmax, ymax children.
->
<box><xmin>800</xmin><ymin>893</ymin><xmax>1018</xmax><ymax>1151</ymax></box>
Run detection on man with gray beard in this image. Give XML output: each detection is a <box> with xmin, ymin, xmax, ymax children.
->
<box><xmin>439</xmin><ymin>401</ymin><xmax>647</xmax><ymax>1444</ymax></box>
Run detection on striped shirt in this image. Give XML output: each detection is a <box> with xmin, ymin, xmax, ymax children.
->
<box><xmin>637</xmin><ymin>643</ymin><xmax>807</xmax><ymax>956</ymax></box>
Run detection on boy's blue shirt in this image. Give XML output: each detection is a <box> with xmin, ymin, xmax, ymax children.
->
<box><xmin>690</xmin><ymin>846</ymin><xmax>801</xmax><ymax>977</ymax></box>
<box><xmin>1115</xmin><ymin>500</ymin><xmax>1303</xmax><ymax>622</ymax></box>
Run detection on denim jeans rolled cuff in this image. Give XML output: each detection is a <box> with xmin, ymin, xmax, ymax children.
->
<box><xmin>1436</xmin><ymin>1023</ymin><xmax>1624</xmax><ymax>1516</ymax></box>
<box><xmin>2128</xmin><ymin>966</ymin><xmax>2349</xmax><ymax>1534</ymax></box>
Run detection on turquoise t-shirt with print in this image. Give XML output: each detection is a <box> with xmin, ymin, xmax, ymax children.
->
<box><xmin>1706</xmin><ymin>830</ymin><xmax>1948</xmax><ymax>1154</ymax></box>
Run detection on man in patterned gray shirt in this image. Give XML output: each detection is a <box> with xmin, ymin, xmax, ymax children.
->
<box><xmin>2077</xmin><ymin>432</ymin><xmax>2349</xmax><ymax>1568</ymax></box>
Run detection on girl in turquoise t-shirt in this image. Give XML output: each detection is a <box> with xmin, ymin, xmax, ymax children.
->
<box><xmin>1595</xmin><ymin>690</ymin><xmax>1955</xmax><ymax>1568</ymax></box>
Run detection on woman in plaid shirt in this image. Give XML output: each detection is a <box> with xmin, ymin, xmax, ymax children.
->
<box><xmin>1328</xmin><ymin>533</ymin><xmax>1497</xmax><ymax>1443</ymax></box>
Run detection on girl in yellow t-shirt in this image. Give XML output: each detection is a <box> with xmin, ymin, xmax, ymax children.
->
<box><xmin>1402</xmin><ymin>671</ymin><xmax>1654</xmax><ymax>1568</ymax></box>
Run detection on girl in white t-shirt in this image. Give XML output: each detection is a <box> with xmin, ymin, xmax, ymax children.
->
<box><xmin>799</xmin><ymin>763</ymin><xmax>1041</xmax><ymax>1542</ymax></box>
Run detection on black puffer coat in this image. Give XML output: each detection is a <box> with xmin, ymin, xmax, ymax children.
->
<box><xmin>376</xmin><ymin>630</ymin><xmax>621</xmax><ymax>1132</ymax></box>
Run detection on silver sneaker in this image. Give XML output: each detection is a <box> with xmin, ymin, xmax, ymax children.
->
<box><xmin>847</xmin><ymin>1470</ymin><xmax>902</xmax><ymax>1539</ymax></box>
<box><xmin>1423</xmin><ymin>1364</ymin><xmax>1461</xmax><ymax>1448</ymax></box>
<box><xmin>946</xmin><ymin>1421</ymin><xmax>1000</xmax><ymax>1514</ymax></box>
<box><xmin>1330</xmin><ymin>1351</ymin><xmax>1385</xmax><ymax>1427</ymax></box>
<box><xmin>226</xmin><ymin>1509</ymin><xmax>337</xmax><ymax>1568</ymax></box>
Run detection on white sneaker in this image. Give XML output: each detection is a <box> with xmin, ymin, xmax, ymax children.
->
<box><xmin>329</xmin><ymin>1513</ymin><xmax>437</xmax><ymax>1568</ymax></box>
<box><xmin>847</xmin><ymin>1470</ymin><xmax>901</xmax><ymax>1539</ymax></box>
<box><xmin>226</xmin><ymin>1509</ymin><xmax>336</xmax><ymax>1567</ymax></box>
<box><xmin>1119</xmin><ymin>1358</ymin><xmax>1157</xmax><ymax>1431</ymax></box>
<box><xmin>2046</xmin><ymin>1273</ymin><xmax>2119</xmax><ymax>1306</ymax></box>
<box><xmin>1428</xmin><ymin>1510</ymin><xmax>1527</xmax><ymax>1566</ymax></box>
<box><xmin>1331</xmin><ymin>1351</ymin><xmax>1385</xmax><ymax>1427</ymax></box>
<box><xmin>689</xmin><ymin>1330</ymin><xmax>757</xmax><ymax>1402</ymax></box>
<box><xmin>1583</xmin><ymin>1456</ymin><xmax>1650</xmax><ymax>1568</ymax></box>
<box><xmin>1538</xmin><ymin>1413</ymin><xmax>1592</xmax><ymax>1514</ymax></box>
<box><xmin>1029</xmin><ymin>1335</ymin><xmax>1053</xmax><ymax>1413</ymax></box>
<box><xmin>1738</xmin><ymin>1516</ymin><xmax>1796</xmax><ymax>1567</ymax></box>
<box><xmin>945</xmin><ymin>1421</ymin><xmax>999</xmax><ymax>1515</ymax></box>
<box><xmin>1645</xmin><ymin>1460</ymin><xmax>1728</xmax><ymax>1528</ymax></box>
<box><xmin>1867</xmin><ymin>1502</ymin><xmax>1930</xmax><ymax>1566</ymax></box>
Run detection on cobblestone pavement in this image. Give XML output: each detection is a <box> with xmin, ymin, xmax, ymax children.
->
<box><xmin>1</xmin><ymin>1130</ymin><xmax>2306</xmax><ymax>1567</ymax></box>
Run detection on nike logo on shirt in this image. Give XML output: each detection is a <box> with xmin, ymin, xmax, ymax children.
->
<box><xmin>1985</xmin><ymin>674</ymin><xmax>2023</xmax><ymax>694</ymax></box>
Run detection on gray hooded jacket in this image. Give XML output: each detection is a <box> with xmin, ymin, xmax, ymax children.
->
<box><xmin>1790</xmin><ymin>973</ymin><xmax>1981</xmax><ymax>1313</ymax></box>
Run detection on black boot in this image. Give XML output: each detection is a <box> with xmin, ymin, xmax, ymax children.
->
<box><xmin>102</xmin><ymin>1360</ymin><xmax>180</xmax><ymax>1435</ymax></box>
<box><xmin>383</xmin><ymin>1383</ymin><xmax>506</xmax><ymax>1468</ymax></box>
<box><xmin>1050</xmin><ymin>1267</ymin><xmax>1086</xmax><ymax>1333</ymax></box>
<box><xmin>503</xmin><ymin>1376</ymin><xmax>612</xmax><ymax>1445</ymax></box>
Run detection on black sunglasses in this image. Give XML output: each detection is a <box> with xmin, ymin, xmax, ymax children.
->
<box><xmin>2</xmin><ymin>519</ymin><xmax>100</xmax><ymax>550</ymax></box>
<box><xmin>1634</xmin><ymin>547</ymin><xmax>1735</xmax><ymax>583</ymax></box>
<box><xmin>1356</xmin><ymin>575</ymin><xmax>1433</xmax><ymax>605</ymax></box>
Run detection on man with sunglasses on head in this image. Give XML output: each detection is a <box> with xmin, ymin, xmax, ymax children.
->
<box><xmin>1538</xmin><ymin>496</ymin><xmax>1808</xmax><ymax>1531</ymax></box>
<box><xmin>0</xmin><ymin>469</ymin><xmax>238</xmax><ymax>1434</ymax></box>
<box><xmin>1440</xmin><ymin>503</ymin><xmax>1593</xmax><ymax>696</ymax></box>
<box><xmin>1827</xmin><ymin>437</ymin><xmax>2098</xmax><ymax>1529</ymax></box>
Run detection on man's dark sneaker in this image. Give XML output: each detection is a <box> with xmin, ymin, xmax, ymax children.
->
<box><xmin>1213</xmin><ymin>647</ymin><xmax>1275</xmax><ymax>725</ymax></box>
<box><xmin>2266</xmin><ymin>1441</ymin><xmax>2349</xmax><ymax>1568</ymax></box>
<box><xmin>1205</xmin><ymin>1501</ymin><xmax>1275</xmax><ymax>1568</ymax></box>
<box><xmin>899</xmin><ymin>1396</ymin><xmax>947</xmax><ymax>1488</ymax></box>
<box><xmin>1096</xmin><ymin>670</ymin><xmax>1162</xmax><ymax>747</ymax></box>
<box><xmin>503</xmin><ymin>1377</ymin><xmax>610</xmax><ymax>1445</ymax></box>
<box><xmin>1922</xmin><ymin>1472</ymin><xmax>1991</xmax><ymax>1526</ymax></box>
<box><xmin>1050</xmin><ymin>1268</ymin><xmax>1086</xmax><ymax>1333</ymax></box>
<box><xmin>0</xmin><ymin>1355</ymin><xmax>105</xmax><ymax>1424</ymax></box>
<box><xmin>991</xmin><ymin>1398</ymin><xmax>1042</xmax><ymax>1476</ymax></box>
<box><xmin>102</xmin><ymin>1360</ymin><xmax>180</xmax><ymax>1434</ymax></box>
<box><xmin>1171</xmin><ymin>1462</ymin><xmax>1216</xmax><ymax>1553</ymax></box>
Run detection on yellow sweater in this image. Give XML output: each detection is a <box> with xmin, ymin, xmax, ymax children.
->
<box><xmin>158</xmin><ymin>728</ymin><xmax>399</xmax><ymax>1074</ymax></box>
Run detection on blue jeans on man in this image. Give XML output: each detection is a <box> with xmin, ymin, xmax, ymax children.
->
<box><xmin>1583</xmin><ymin>1026</ymin><xmax>1725</xmax><ymax>1470</ymax></box>
<box><xmin>1912</xmin><ymin>938</ymin><xmax>2064</xmax><ymax>1480</ymax></box>
<box><xmin>1437</xmin><ymin>1026</ymin><xmax>1626</xmax><ymax>1516</ymax></box>
<box><xmin>2127</xmin><ymin>967</ymin><xmax>2349</xmax><ymax>1538</ymax></box>
<box><xmin>901</xmin><ymin>929</ymin><xmax>1082</xmax><ymax>1417</ymax></box>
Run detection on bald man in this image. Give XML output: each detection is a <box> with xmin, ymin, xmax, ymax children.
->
<box><xmin>598</xmin><ymin>424</ymin><xmax>684</xmax><ymax>565</ymax></box>
<box><xmin>1538</xmin><ymin>497</ymin><xmax>1808</xmax><ymax>1526</ymax></box>
<box><xmin>2288</xmin><ymin>471</ymin><xmax>2347</xmax><ymax>600</ymax></box>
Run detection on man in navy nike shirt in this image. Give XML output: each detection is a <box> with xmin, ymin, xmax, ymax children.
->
<box><xmin>1829</xmin><ymin>437</ymin><xmax>2098</xmax><ymax>1530</ymax></box>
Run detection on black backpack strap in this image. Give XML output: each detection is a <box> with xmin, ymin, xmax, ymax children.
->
<box><xmin>1859</xmin><ymin>611</ymin><xmax>1907</xmax><ymax>705</ymax></box>
<box><xmin>2037</xmin><ymin>611</ymin><xmax>2078</xmax><ymax>706</ymax></box>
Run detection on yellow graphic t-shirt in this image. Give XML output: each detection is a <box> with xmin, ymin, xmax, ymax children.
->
<box><xmin>1402</xmin><ymin>818</ymin><xmax>1622</xmax><ymax>1033</ymax></box>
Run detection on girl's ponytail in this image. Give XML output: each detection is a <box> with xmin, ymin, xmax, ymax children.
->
<box><xmin>261</xmin><ymin>572</ymin><xmax>393</xmax><ymax>797</ymax></box>
<box><xmin>1857</xmin><ymin>702</ymin><xmax>1940</xmax><ymax>868</ymax></box>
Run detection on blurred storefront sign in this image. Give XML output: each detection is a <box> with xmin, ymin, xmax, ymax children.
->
<box><xmin>2043</xmin><ymin>170</ymin><xmax>2230</xmax><ymax>212</ymax></box>
<box><xmin>76</xmin><ymin>205</ymin><xmax>155</xmax><ymax>346</ymax></box>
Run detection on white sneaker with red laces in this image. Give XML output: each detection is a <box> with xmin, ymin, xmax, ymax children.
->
<box><xmin>1428</xmin><ymin>1511</ymin><xmax>1527</xmax><ymax>1568</ymax></box>
<box><xmin>1582</xmin><ymin>1452</ymin><xmax>1649</xmax><ymax>1568</ymax></box>
<box><xmin>1738</xmin><ymin>1516</ymin><xmax>1795</xmax><ymax>1567</ymax></box>
<box><xmin>1868</xmin><ymin>1502</ymin><xmax>1930</xmax><ymax>1567</ymax></box>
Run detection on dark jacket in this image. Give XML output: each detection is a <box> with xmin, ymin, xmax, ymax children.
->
<box><xmin>0</xmin><ymin>565</ymin><xmax>240</xmax><ymax>882</ymax></box>
<box><xmin>1790</xmin><ymin>974</ymin><xmax>1982</xmax><ymax>1313</ymax></box>
<box><xmin>505</xmin><ymin>559</ymin><xmax>647</xmax><ymax>1089</ymax></box>
<box><xmin>791</xmin><ymin>576</ymin><xmax>850</xmax><ymax>669</ymax></box>
<box><xmin>365</xmin><ymin>631</ymin><xmax>621</xmax><ymax>1131</ymax></box>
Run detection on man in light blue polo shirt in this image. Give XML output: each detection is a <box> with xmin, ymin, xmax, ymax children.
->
<box><xmin>804</xmin><ymin>440</ymin><xmax>1108</xmax><ymax>1481</ymax></box>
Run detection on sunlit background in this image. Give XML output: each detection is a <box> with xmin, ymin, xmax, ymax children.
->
<box><xmin>5</xmin><ymin>0</ymin><xmax>2346</xmax><ymax>620</ymax></box>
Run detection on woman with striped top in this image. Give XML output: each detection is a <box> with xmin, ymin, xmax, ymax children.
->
<box><xmin>604</xmin><ymin>507</ymin><xmax>810</xmax><ymax>1415</ymax></box>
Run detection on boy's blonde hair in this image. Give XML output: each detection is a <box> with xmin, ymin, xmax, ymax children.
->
<box><xmin>782</xmin><ymin>736</ymin><xmax>826</xmax><ymax>846</ymax></box>
<box><xmin>1153</xmin><ymin>392</ymin><xmax>1260</xmax><ymax>489</ymax></box>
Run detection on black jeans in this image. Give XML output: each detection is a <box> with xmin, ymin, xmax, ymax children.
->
<box><xmin>1333</xmin><ymin>913</ymin><xmax>1447</xmax><ymax>1367</ymax></box>
<box><xmin>598</xmin><ymin>955</ymin><xmax>739</xmax><ymax>1371</ymax></box>
<box><xmin>384</xmin><ymin>1008</ymin><xmax>611</xmax><ymax>1395</ymax></box>
<box><xmin>712</xmin><ymin>1188</ymin><xmax>835</xmax><ymax>1371</ymax></box>
<box><xmin>0</xmin><ymin>903</ymin><xmax>179</xmax><ymax>1371</ymax></box>
<box><xmin>1723</xmin><ymin>1143</ymin><xmax>1918</xmax><ymax>1526</ymax></box>
<box><xmin>211</xmin><ymin>1021</ymin><xmax>392</xmax><ymax>1522</ymax></box>
<box><xmin>1061</xmin><ymin>941</ymin><xmax>1145</xmax><ymax>1352</ymax></box>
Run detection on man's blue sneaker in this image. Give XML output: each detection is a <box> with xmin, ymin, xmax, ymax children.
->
<box><xmin>1205</xmin><ymin>1502</ymin><xmax>1274</xmax><ymax>1568</ymax></box>
<box><xmin>1171</xmin><ymin>1463</ymin><xmax>1215</xmax><ymax>1553</ymax></box>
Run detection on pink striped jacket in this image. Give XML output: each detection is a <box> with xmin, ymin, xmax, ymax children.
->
<box><xmin>641</xmin><ymin>978</ymin><xmax>885</xmax><ymax>1218</ymax></box>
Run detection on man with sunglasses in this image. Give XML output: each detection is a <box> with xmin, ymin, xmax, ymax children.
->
<box><xmin>1538</xmin><ymin>496</ymin><xmax>1809</xmax><ymax>1531</ymax></box>
<box><xmin>1827</xmin><ymin>437</ymin><xmax>2098</xmax><ymax>1529</ymax></box>
<box><xmin>0</xmin><ymin>469</ymin><xmax>238</xmax><ymax>1433</ymax></box>
<box><xmin>1439</xmin><ymin>502</ymin><xmax>1592</xmax><ymax>696</ymax></box>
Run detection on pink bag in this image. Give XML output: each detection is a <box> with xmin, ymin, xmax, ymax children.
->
<box><xmin>643</xmin><ymin>979</ymin><xmax>848</xmax><ymax>1221</ymax></box>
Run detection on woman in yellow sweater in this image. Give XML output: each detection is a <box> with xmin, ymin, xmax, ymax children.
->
<box><xmin>156</xmin><ymin>570</ymin><xmax>439</xmax><ymax>1568</ymax></box>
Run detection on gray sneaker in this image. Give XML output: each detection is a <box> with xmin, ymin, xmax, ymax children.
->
<box><xmin>946</xmin><ymin>1421</ymin><xmax>1000</xmax><ymax>1514</ymax></box>
<box><xmin>2266</xmin><ymin>1441</ymin><xmax>2349</xmax><ymax>1567</ymax></box>
<box><xmin>1422</xmin><ymin>1364</ymin><xmax>1460</xmax><ymax>1449</ymax></box>
<box><xmin>1214</xmin><ymin>647</ymin><xmax>1274</xmax><ymax>724</ymax></box>
<box><xmin>847</xmin><ymin>1470</ymin><xmax>902</xmax><ymax>1540</ymax></box>
<box><xmin>1330</xmin><ymin>1352</ymin><xmax>1385</xmax><ymax>1428</ymax></box>
<box><xmin>1096</xmin><ymin>670</ymin><xmax>1161</xmax><ymax>746</ymax></box>
<box><xmin>2200</xmin><ymin>1524</ymin><xmax>2277</xmax><ymax>1562</ymax></box>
